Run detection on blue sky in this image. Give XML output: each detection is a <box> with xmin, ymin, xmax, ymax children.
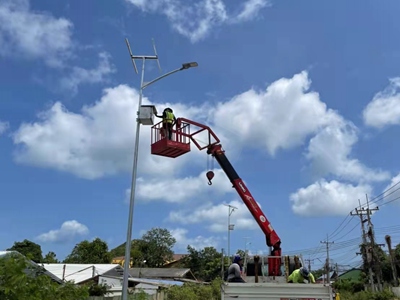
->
<box><xmin>1</xmin><ymin>0</ymin><xmax>400</xmax><ymax>270</ymax></box>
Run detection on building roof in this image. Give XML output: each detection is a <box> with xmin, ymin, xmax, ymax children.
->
<box><xmin>41</xmin><ymin>263</ymin><xmax>124</xmax><ymax>284</ymax></box>
<box><xmin>112</xmin><ymin>254</ymin><xmax>187</xmax><ymax>265</ymax></box>
<box><xmin>129</xmin><ymin>268</ymin><xmax>191</xmax><ymax>279</ymax></box>
<box><xmin>0</xmin><ymin>251</ymin><xmax>63</xmax><ymax>284</ymax></box>
<box><xmin>100</xmin><ymin>275</ymin><xmax>184</xmax><ymax>288</ymax></box>
<box><xmin>337</xmin><ymin>268</ymin><xmax>362</xmax><ymax>280</ymax></box>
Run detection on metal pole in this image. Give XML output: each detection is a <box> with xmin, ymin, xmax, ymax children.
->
<box><xmin>121</xmin><ymin>58</ymin><xmax>146</xmax><ymax>300</ymax></box>
<box><xmin>121</xmin><ymin>39</ymin><xmax>198</xmax><ymax>300</ymax></box>
<box><xmin>228</xmin><ymin>209</ymin><xmax>231</xmax><ymax>259</ymax></box>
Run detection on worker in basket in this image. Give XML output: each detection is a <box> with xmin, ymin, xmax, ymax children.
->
<box><xmin>288</xmin><ymin>266</ymin><xmax>315</xmax><ymax>284</ymax></box>
<box><xmin>226</xmin><ymin>254</ymin><xmax>246</xmax><ymax>283</ymax></box>
<box><xmin>155</xmin><ymin>107</ymin><xmax>176</xmax><ymax>140</ymax></box>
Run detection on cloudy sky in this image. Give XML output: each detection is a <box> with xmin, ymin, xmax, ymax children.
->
<box><xmin>1</xmin><ymin>0</ymin><xmax>400</xmax><ymax>269</ymax></box>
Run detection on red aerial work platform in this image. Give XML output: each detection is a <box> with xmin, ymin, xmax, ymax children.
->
<box><xmin>150</xmin><ymin>120</ymin><xmax>191</xmax><ymax>158</ymax></box>
<box><xmin>150</xmin><ymin>118</ymin><xmax>283</xmax><ymax>277</ymax></box>
<box><xmin>150</xmin><ymin>118</ymin><xmax>220</xmax><ymax>158</ymax></box>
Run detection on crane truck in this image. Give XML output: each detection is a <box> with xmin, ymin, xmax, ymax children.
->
<box><xmin>150</xmin><ymin>115</ymin><xmax>334</xmax><ymax>300</ymax></box>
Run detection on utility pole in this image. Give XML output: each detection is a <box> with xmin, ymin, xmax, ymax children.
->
<box><xmin>320</xmin><ymin>234</ymin><xmax>334</xmax><ymax>284</ymax></box>
<box><xmin>351</xmin><ymin>199</ymin><xmax>375</xmax><ymax>292</ymax></box>
<box><xmin>364</xmin><ymin>195</ymin><xmax>382</xmax><ymax>292</ymax></box>
<box><xmin>305</xmin><ymin>257</ymin><xmax>315</xmax><ymax>271</ymax></box>
<box><xmin>385</xmin><ymin>235</ymin><xmax>399</xmax><ymax>287</ymax></box>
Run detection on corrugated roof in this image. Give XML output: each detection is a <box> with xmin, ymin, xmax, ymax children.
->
<box><xmin>129</xmin><ymin>268</ymin><xmax>190</xmax><ymax>279</ymax></box>
<box><xmin>41</xmin><ymin>263</ymin><xmax>124</xmax><ymax>284</ymax></box>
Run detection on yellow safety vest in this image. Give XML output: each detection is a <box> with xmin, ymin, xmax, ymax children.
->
<box><xmin>164</xmin><ymin>111</ymin><xmax>174</xmax><ymax>123</ymax></box>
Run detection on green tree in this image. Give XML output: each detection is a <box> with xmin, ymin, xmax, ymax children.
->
<box><xmin>0</xmin><ymin>253</ymin><xmax>89</xmax><ymax>300</ymax></box>
<box><xmin>64</xmin><ymin>238</ymin><xmax>111</xmax><ymax>264</ymax></box>
<box><xmin>360</xmin><ymin>243</ymin><xmax>392</xmax><ymax>284</ymax></box>
<box><xmin>7</xmin><ymin>239</ymin><xmax>43</xmax><ymax>263</ymax></box>
<box><xmin>183</xmin><ymin>246</ymin><xmax>222</xmax><ymax>281</ymax></box>
<box><xmin>139</xmin><ymin>228</ymin><xmax>176</xmax><ymax>267</ymax></box>
<box><xmin>43</xmin><ymin>251</ymin><xmax>59</xmax><ymax>263</ymax></box>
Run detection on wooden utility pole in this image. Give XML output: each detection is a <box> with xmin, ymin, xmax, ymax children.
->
<box><xmin>321</xmin><ymin>234</ymin><xmax>334</xmax><ymax>284</ymax></box>
<box><xmin>364</xmin><ymin>195</ymin><xmax>383</xmax><ymax>292</ymax></box>
<box><xmin>351</xmin><ymin>199</ymin><xmax>375</xmax><ymax>291</ymax></box>
<box><xmin>385</xmin><ymin>235</ymin><xmax>399</xmax><ymax>287</ymax></box>
<box><xmin>305</xmin><ymin>257</ymin><xmax>315</xmax><ymax>271</ymax></box>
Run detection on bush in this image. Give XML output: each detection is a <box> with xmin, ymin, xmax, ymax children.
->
<box><xmin>166</xmin><ymin>278</ymin><xmax>222</xmax><ymax>300</ymax></box>
<box><xmin>0</xmin><ymin>254</ymin><xmax>89</xmax><ymax>300</ymax></box>
<box><xmin>333</xmin><ymin>279</ymin><xmax>364</xmax><ymax>293</ymax></box>
<box><xmin>337</xmin><ymin>288</ymin><xmax>396</xmax><ymax>300</ymax></box>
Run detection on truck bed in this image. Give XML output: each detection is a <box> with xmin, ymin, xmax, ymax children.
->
<box><xmin>221</xmin><ymin>282</ymin><xmax>333</xmax><ymax>300</ymax></box>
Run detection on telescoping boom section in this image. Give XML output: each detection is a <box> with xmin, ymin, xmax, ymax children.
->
<box><xmin>150</xmin><ymin>118</ymin><xmax>282</xmax><ymax>276</ymax></box>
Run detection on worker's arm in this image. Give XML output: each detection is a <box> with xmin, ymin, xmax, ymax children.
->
<box><xmin>308</xmin><ymin>273</ymin><xmax>315</xmax><ymax>283</ymax></box>
<box><xmin>287</xmin><ymin>272</ymin><xmax>295</xmax><ymax>283</ymax></box>
<box><xmin>155</xmin><ymin>112</ymin><xmax>164</xmax><ymax>118</ymax></box>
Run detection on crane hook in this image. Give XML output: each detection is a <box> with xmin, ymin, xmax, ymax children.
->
<box><xmin>206</xmin><ymin>171</ymin><xmax>214</xmax><ymax>185</ymax></box>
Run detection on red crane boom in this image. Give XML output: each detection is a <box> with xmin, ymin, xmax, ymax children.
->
<box><xmin>151</xmin><ymin>117</ymin><xmax>282</xmax><ymax>276</ymax></box>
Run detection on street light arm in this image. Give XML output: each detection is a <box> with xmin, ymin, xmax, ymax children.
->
<box><xmin>141</xmin><ymin>67</ymin><xmax>182</xmax><ymax>90</ymax></box>
<box><xmin>142</xmin><ymin>62</ymin><xmax>198</xmax><ymax>90</ymax></box>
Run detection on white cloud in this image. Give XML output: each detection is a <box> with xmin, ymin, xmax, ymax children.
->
<box><xmin>234</xmin><ymin>0</ymin><xmax>271</xmax><ymax>22</ymax></box>
<box><xmin>305</xmin><ymin>116</ymin><xmax>390</xmax><ymax>183</ymax></box>
<box><xmin>363</xmin><ymin>78</ymin><xmax>400</xmax><ymax>129</ymax></box>
<box><xmin>59</xmin><ymin>52</ymin><xmax>117</xmax><ymax>95</ymax></box>
<box><xmin>12</xmin><ymin>70</ymin><xmax>384</xmax><ymax>188</ymax></box>
<box><xmin>382</xmin><ymin>173</ymin><xmax>400</xmax><ymax>205</ymax></box>
<box><xmin>0</xmin><ymin>121</ymin><xmax>9</xmax><ymax>135</ymax></box>
<box><xmin>0</xmin><ymin>0</ymin><xmax>73</xmax><ymax>67</ymax></box>
<box><xmin>290</xmin><ymin>180</ymin><xmax>373</xmax><ymax>217</ymax></box>
<box><xmin>126</xmin><ymin>168</ymin><xmax>233</xmax><ymax>203</ymax></box>
<box><xmin>125</xmin><ymin>0</ymin><xmax>269</xmax><ymax>43</ymax></box>
<box><xmin>36</xmin><ymin>220</ymin><xmax>89</xmax><ymax>243</ymax></box>
<box><xmin>170</xmin><ymin>227</ymin><xmax>220</xmax><ymax>251</ymax></box>
<box><xmin>211</xmin><ymin>71</ymin><xmax>338</xmax><ymax>156</ymax></box>
<box><xmin>12</xmin><ymin>84</ymin><xmax>204</xmax><ymax>179</ymax></box>
<box><xmin>168</xmin><ymin>199</ymin><xmax>260</xmax><ymax>232</ymax></box>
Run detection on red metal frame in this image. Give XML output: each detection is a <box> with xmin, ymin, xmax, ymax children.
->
<box><xmin>150</xmin><ymin>120</ymin><xmax>191</xmax><ymax>158</ymax></box>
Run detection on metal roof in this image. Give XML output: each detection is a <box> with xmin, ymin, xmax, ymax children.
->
<box><xmin>41</xmin><ymin>263</ymin><xmax>124</xmax><ymax>284</ymax></box>
<box><xmin>129</xmin><ymin>268</ymin><xmax>191</xmax><ymax>279</ymax></box>
<box><xmin>100</xmin><ymin>274</ymin><xmax>184</xmax><ymax>288</ymax></box>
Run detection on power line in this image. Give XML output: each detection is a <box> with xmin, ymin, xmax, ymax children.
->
<box><xmin>359</xmin><ymin>180</ymin><xmax>400</xmax><ymax>207</ymax></box>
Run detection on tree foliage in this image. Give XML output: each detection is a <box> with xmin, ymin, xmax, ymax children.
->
<box><xmin>43</xmin><ymin>251</ymin><xmax>59</xmax><ymax>263</ymax></box>
<box><xmin>139</xmin><ymin>228</ymin><xmax>176</xmax><ymax>267</ymax></box>
<box><xmin>7</xmin><ymin>239</ymin><xmax>43</xmax><ymax>263</ymax></box>
<box><xmin>63</xmin><ymin>238</ymin><xmax>111</xmax><ymax>264</ymax></box>
<box><xmin>359</xmin><ymin>243</ymin><xmax>393</xmax><ymax>284</ymax></box>
<box><xmin>182</xmin><ymin>246</ymin><xmax>222</xmax><ymax>281</ymax></box>
<box><xmin>0</xmin><ymin>254</ymin><xmax>89</xmax><ymax>300</ymax></box>
<box><xmin>166</xmin><ymin>278</ymin><xmax>222</xmax><ymax>300</ymax></box>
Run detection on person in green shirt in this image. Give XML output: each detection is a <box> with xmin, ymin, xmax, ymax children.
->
<box><xmin>288</xmin><ymin>267</ymin><xmax>315</xmax><ymax>283</ymax></box>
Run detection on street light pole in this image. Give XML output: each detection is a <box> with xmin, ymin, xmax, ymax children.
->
<box><xmin>122</xmin><ymin>38</ymin><xmax>198</xmax><ymax>300</ymax></box>
<box><xmin>224</xmin><ymin>204</ymin><xmax>238</xmax><ymax>259</ymax></box>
